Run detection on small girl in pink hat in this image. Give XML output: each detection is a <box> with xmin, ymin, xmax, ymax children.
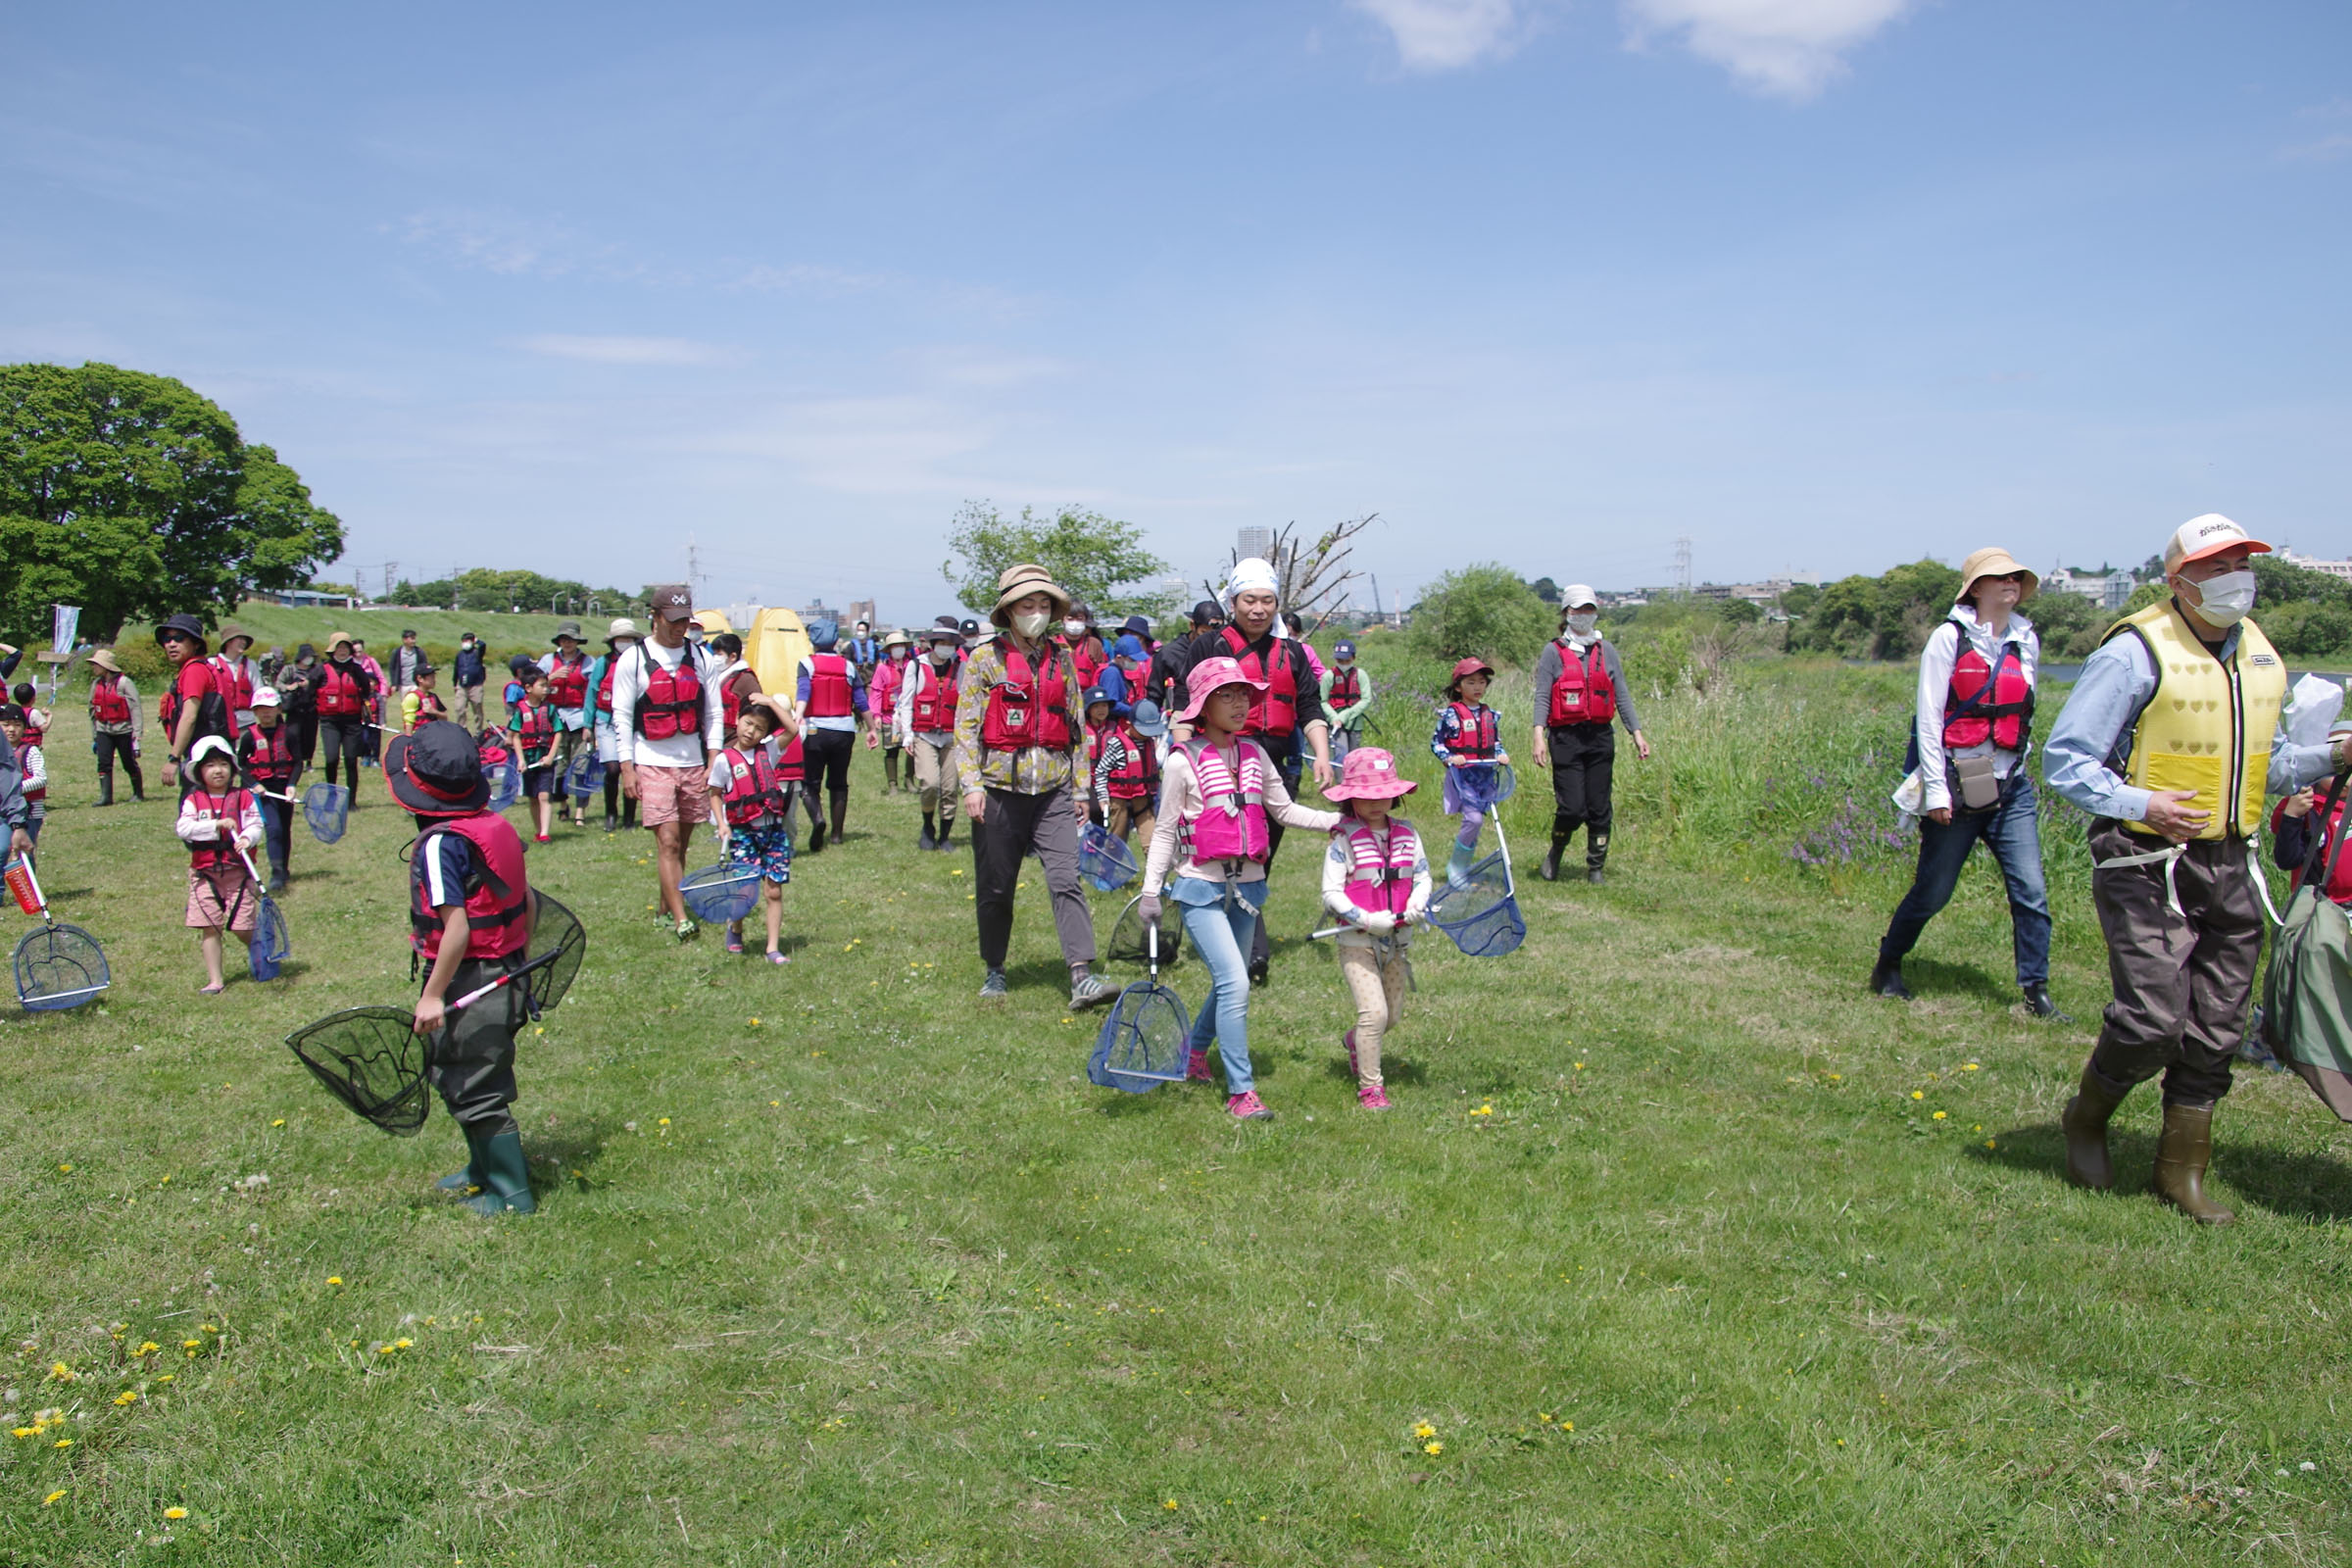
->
<box><xmin>1140</xmin><ymin>655</ymin><xmax>1341</xmax><ymax>1120</ymax></box>
<box><xmin>1434</xmin><ymin>655</ymin><xmax>1509</xmax><ymax>884</ymax></box>
<box><xmin>1321</xmin><ymin>748</ymin><xmax>1434</xmax><ymax>1109</ymax></box>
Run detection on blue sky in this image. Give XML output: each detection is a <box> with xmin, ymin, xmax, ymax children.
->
<box><xmin>4</xmin><ymin>1</ymin><xmax>2347</xmax><ymax>617</ymax></box>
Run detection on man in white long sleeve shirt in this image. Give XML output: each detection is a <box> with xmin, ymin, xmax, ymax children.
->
<box><xmin>610</xmin><ymin>584</ymin><xmax>727</xmax><ymax>940</ymax></box>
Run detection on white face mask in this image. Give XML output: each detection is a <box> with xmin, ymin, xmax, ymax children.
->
<box><xmin>1063</xmin><ymin>618</ymin><xmax>1086</xmax><ymax>637</ymax></box>
<box><xmin>1013</xmin><ymin>610</ymin><xmax>1050</xmax><ymax>640</ymax></box>
<box><xmin>2187</xmin><ymin>569</ymin><xmax>2257</xmax><ymax>625</ymax></box>
<box><xmin>1567</xmin><ymin>612</ymin><xmax>1598</xmax><ymax>636</ymax></box>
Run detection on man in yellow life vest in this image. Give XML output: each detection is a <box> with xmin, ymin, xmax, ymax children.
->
<box><xmin>2043</xmin><ymin>514</ymin><xmax>2350</xmax><ymax>1224</ymax></box>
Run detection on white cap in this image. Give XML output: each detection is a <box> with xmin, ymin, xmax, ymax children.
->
<box><xmin>2163</xmin><ymin>514</ymin><xmax>2272</xmax><ymax>573</ymax></box>
<box><xmin>250</xmin><ymin>686</ymin><xmax>280</xmax><ymax>708</ymax></box>
<box><xmin>188</xmin><ymin>734</ymin><xmax>237</xmax><ymax>769</ymax></box>
<box><xmin>1561</xmin><ymin>583</ymin><xmax>1599</xmax><ymax>610</ymax></box>
<box><xmin>1226</xmin><ymin>557</ymin><xmax>1280</xmax><ymax>602</ymax></box>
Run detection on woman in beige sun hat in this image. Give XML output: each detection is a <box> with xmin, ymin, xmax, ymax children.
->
<box><xmin>1871</xmin><ymin>545</ymin><xmax>2064</xmax><ymax>1020</ymax></box>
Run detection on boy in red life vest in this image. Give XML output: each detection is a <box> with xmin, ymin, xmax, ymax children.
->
<box><xmin>237</xmin><ymin>687</ymin><xmax>300</xmax><ymax>893</ymax></box>
<box><xmin>1087</xmin><ymin>684</ymin><xmax>1158</xmax><ymax>845</ymax></box>
<box><xmin>588</xmin><ymin>618</ymin><xmax>642</xmax><ymax>833</ymax></box>
<box><xmin>10</xmin><ymin>683</ymin><xmax>50</xmax><ymax>747</ymax></box>
<box><xmin>865</xmin><ymin>630</ymin><xmax>913</xmax><ymax>794</ymax></box>
<box><xmin>1320</xmin><ymin>748</ymin><xmax>1433</xmax><ymax>1111</ymax></box>
<box><xmin>156</xmin><ymin>612</ymin><xmax>231</xmax><ymax>797</ymax></box>
<box><xmin>709</xmin><ymin>695</ymin><xmax>797</xmax><ymax>962</ymax></box>
<box><xmin>1136</xmin><ymin>655</ymin><xmax>1342</xmax><ymax>1120</ymax></box>
<box><xmin>612</xmin><ymin>585</ymin><xmax>725</xmax><ymax>941</ymax></box>
<box><xmin>543</xmin><ymin>622</ymin><xmax>594</xmax><ymax>828</ymax></box>
<box><xmin>508</xmin><ymin>669</ymin><xmax>560</xmax><ymax>843</ymax></box>
<box><xmin>86</xmin><ymin>648</ymin><xmax>146</xmax><ymax>806</ymax></box>
<box><xmin>1433</xmin><ymin>657</ymin><xmax>1510</xmax><ymax>884</ymax></box>
<box><xmin>1321</xmin><ymin>638</ymin><xmax>1371</xmax><ymax>766</ymax></box>
<box><xmin>174</xmin><ymin>736</ymin><xmax>264</xmax><ymax>994</ymax></box>
<box><xmin>900</xmin><ymin>624</ymin><xmax>962</xmax><ymax>852</ymax></box>
<box><xmin>386</xmin><ymin>723</ymin><xmax>539</xmax><ymax>1216</ymax></box>
<box><xmin>209</xmin><ymin>625</ymin><xmax>259</xmax><ymax>736</ymax></box>
<box><xmin>0</xmin><ymin>705</ymin><xmax>46</xmax><ymax>849</ymax></box>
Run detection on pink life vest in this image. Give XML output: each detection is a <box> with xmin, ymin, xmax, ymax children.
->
<box><xmin>1339</xmin><ymin>818</ymin><xmax>1419</xmax><ymax>917</ymax></box>
<box><xmin>1180</xmin><ymin>738</ymin><xmax>1271</xmax><ymax>864</ymax></box>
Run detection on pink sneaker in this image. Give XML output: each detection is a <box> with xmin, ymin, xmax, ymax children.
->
<box><xmin>1357</xmin><ymin>1083</ymin><xmax>1391</xmax><ymax>1111</ymax></box>
<box><xmin>1343</xmin><ymin>1029</ymin><xmax>1358</xmax><ymax>1077</ymax></box>
<box><xmin>1226</xmin><ymin>1091</ymin><xmax>1273</xmax><ymax>1121</ymax></box>
<box><xmin>1187</xmin><ymin>1049</ymin><xmax>1213</xmax><ymax>1083</ymax></box>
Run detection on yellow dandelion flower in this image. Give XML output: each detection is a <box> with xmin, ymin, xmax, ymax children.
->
<box><xmin>1540</xmin><ymin>1412</ymin><xmax>1552</xmax><ymax>1422</ymax></box>
<box><xmin>156</xmin><ymin>1375</ymin><xmax>172</xmax><ymax>1384</ymax></box>
<box><xmin>326</xmin><ymin>1276</ymin><xmax>343</xmax><ymax>1286</ymax></box>
<box><xmin>1909</xmin><ymin>1091</ymin><xmax>1924</xmax><ymax>1101</ymax></box>
<box><xmin>1984</xmin><ymin>1139</ymin><xmax>1996</xmax><ymax>1150</ymax></box>
<box><xmin>1962</xmin><ymin>1062</ymin><xmax>1980</xmax><ymax>1072</ymax></box>
<box><xmin>659</xmin><ymin>1117</ymin><xmax>671</xmax><ymax>1126</ymax></box>
<box><xmin>113</xmin><ymin>1390</ymin><xmax>138</xmax><ymax>1406</ymax></box>
<box><xmin>57</xmin><ymin>1163</ymin><xmax>71</xmax><ymax>1173</ymax></box>
<box><xmin>42</xmin><ymin>1490</ymin><xmax>64</xmax><ymax>1506</ymax></box>
<box><xmin>1564</xmin><ymin>1421</ymin><xmax>1573</xmax><ymax>1431</ymax></box>
<box><xmin>164</xmin><ymin>1506</ymin><xmax>187</xmax><ymax>1519</ymax></box>
<box><xmin>1162</xmin><ymin>1499</ymin><xmax>1179</xmax><ymax>1511</ymax></box>
<box><xmin>11</xmin><ymin>1428</ymin><xmax>32</xmax><ymax>1440</ymax></box>
<box><xmin>1573</xmin><ymin>1062</ymin><xmax>1585</xmax><ymax>1070</ymax></box>
<box><xmin>1413</xmin><ymin>1422</ymin><xmax>1436</xmax><ymax>1439</ymax></box>
<box><xmin>181</xmin><ymin>1340</ymin><xmax>201</xmax><ymax>1350</ymax></box>
<box><xmin>395</xmin><ymin>1338</ymin><xmax>414</xmax><ymax>1349</ymax></box>
<box><xmin>769</xmin><ymin>1100</ymin><xmax>780</xmax><ymax>1107</ymax></box>
<box><xmin>47</xmin><ymin>1362</ymin><xmax>74</xmax><ymax>1382</ymax></box>
<box><xmin>53</xmin><ymin>1439</ymin><xmax>71</xmax><ymax>1448</ymax></box>
<box><xmin>1932</xmin><ymin>1110</ymin><xmax>1946</xmax><ymax>1121</ymax></box>
<box><xmin>270</xmin><ymin>1118</ymin><xmax>285</xmax><ymax>1128</ymax></box>
<box><xmin>1425</xmin><ymin>1441</ymin><xmax>1445</xmax><ymax>1455</ymax></box>
<box><xmin>749</xmin><ymin>1017</ymin><xmax>760</xmax><ymax>1026</ymax></box>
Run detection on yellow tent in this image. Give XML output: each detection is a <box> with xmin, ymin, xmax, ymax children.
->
<box><xmin>690</xmin><ymin>607</ymin><xmax>735</xmax><ymax>638</ymax></box>
<box><xmin>746</xmin><ymin>607</ymin><xmax>811</xmax><ymax>701</ymax></box>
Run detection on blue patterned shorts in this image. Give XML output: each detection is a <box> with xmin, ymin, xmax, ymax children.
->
<box><xmin>726</xmin><ymin>821</ymin><xmax>794</xmax><ymax>884</ymax></box>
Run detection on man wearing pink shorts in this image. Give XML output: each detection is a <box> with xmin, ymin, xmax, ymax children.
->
<box><xmin>611</xmin><ymin>584</ymin><xmax>726</xmax><ymax>940</ymax></box>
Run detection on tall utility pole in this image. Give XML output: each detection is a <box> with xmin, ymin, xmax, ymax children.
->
<box><xmin>1672</xmin><ymin>536</ymin><xmax>1692</xmax><ymax>599</ymax></box>
<box><xmin>383</xmin><ymin>563</ymin><xmax>398</xmax><ymax>602</ymax></box>
<box><xmin>1370</xmin><ymin>574</ymin><xmax>1382</xmax><ymax>630</ymax></box>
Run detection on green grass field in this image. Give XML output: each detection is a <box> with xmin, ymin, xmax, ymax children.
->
<box><xmin>3</xmin><ymin>656</ymin><xmax>2348</xmax><ymax>1565</ymax></box>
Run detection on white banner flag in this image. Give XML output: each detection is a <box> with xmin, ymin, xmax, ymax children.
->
<box><xmin>50</xmin><ymin>605</ymin><xmax>79</xmax><ymax>656</ymax></box>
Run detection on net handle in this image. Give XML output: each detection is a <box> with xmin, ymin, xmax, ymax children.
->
<box><xmin>16</xmin><ymin>856</ymin><xmax>54</xmax><ymax>926</ymax></box>
<box><xmin>449</xmin><ymin>945</ymin><xmax>563</xmax><ymax>1012</ymax></box>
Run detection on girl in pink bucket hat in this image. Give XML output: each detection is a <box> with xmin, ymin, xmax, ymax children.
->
<box><xmin>1139</xmin><ymin>655</ymin><xmax>1341</xmax><ymax>1120</ymax></box>
<box><xmin>1320</xmin><ymin>748</ymin><xmax>1434</xmax><ymax>1110</ymax></box>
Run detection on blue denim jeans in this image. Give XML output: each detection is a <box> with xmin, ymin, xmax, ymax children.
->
<box><xmin>1173</xmin><ymin>876</ymin><xmax>1268</xmax><ymax>1094</ymax></box>
<box><xmin>1878</xmin><ymin>768</ymin><xmax>2051</xmax><ymax>985</ymax></box>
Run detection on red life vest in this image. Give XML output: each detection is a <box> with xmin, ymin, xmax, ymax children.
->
<box><xmin>1179</xmin><ymin>738</ymin><xmax>1271</xmax><ymax>863</ymax></box>
<box><xmin>16</xmin><ymin>740</ymin><xmax>41</xmax><ymax>805</ymax></box>
<box><xmin>908</xmin><ymin>660</ymin><xmax>957</xmax><ymax>732</ymax></box>
<box><xmin>548</xmin><ymin>653</ymin><xmax>589</xmax><ymax>711</ymax></box>
<box><xmin>1218</xmin><ymin>626</ymin><xmax>1298</xmax><ymax>739</ymax></box>
<box><xmin>2278</xmin><ymin>795</ymin><xmax>2352</xmax><ymax>903</ymax></box>
<box><xmin>163</xmin><ymin>660</ymin><xmax>224</xmax><ymax>738</ymax></box>
<box><xmin>240</xmin><ymin>724</ymin><xmax>297</xmax><ymax>786</ymax></box>
<box><xmin>1444</xmin><ymin>702</ymin><xmax>1499</xmax><ymax>760</ymax></box>
<box><xmin>1103</xmin><ymin>722</ymin><xmax>1155</xmax><ymax>801</ymax></box>
<box><xmin>1942</xmin><ymin>637</ymin><xmax>2033</xmax><ymax>751</ymax></box>
<box><xmin>1071</xmin><ymin>633</ymin><xmax>1108</xmax><ymax>692</ymax></box>
<box><xmin>410</xmin><ymin>812</ymin><xmax>531</xmax><ymax>961</ymax></box>
<box><xmin>1327</xmin><ymin>665</ymin><xmax>1363</xmax><ymax>710</ymax></box>
<box><xmin>719</xmin><ymin>667</ymin><xmax>760</xmax><ymax>730</ymax></box>
<box><xmin>90</xmin><ymin>671</ymin><xmax>131</xmax><ymax>724</ymax></box>
<box><xmin>595</xmin><ymin>655</ymin><xmax>621</xmax><ymax>715</ymax></box>
<box><xmin>21</xmin><ymin>717</ymin><xmax>42</xmax><ymax>749</ymax></box>
<box><xmin>631</xmin><ymin>644</ymin><xmax>705</xmax><ymax>742</ymax></box>
<box><xmin>804</xmin><ymin>652</ymin><xmax>856</xmax><ymax>720</ymax></box>
<box><xmin>209</xmin><ymin>655</ymin><xmax>255</xmax><ymax>717</ymax></box>
<box><xmin>513</xmin><ymin>699</ymin><xmax>555</xmax><ymax>758</ymax></box>
<box><xmin>1545</xmin><ymin>640</ymin><xmax>1616</xmax><ymax>726</ymax></box>
<box><xmin>412</xmin><ymin>690</ymin><xmax>447</xmax><ymax>726</ymax></box>
<box><xmin>979</xmin><ymin>639</ymin><xmax>1073</xmax><ymax>753</ymax></box>
<box><xmin>719</xmin><ymin>744</ymin><xmax>790</xmax><ymax>826</ymax></box>
<box><xmin>1339</xmin><ymin>818</ymin><xmax>1419</xmax><ymax>917</ymax></box>
<box><xmin>186</xmin><ymin>787</ymin><xmax>252</xmax><ymax>870</ymax></box>
<box><xmin>776</xmin><ymin>727</ymin><xmax>805</xmax><ymax>782</ymax></box>
<box><xmin>316</xmin><ymin>662</ymin><xmax>366</xmax><ymax>718</ymax></box>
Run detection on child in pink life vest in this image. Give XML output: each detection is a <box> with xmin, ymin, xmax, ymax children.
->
<box><xmin>709</xmin><ymin>696</ymin><xmax>797</xmax><ymax>962</ymax></box>
<box><xmin>1139</xmin><ymin>655</ymin><xmax>1341</xmax><ymax>1121</ymax></box>
<box><xmin>175</xmin><ymin>735</ymin><xmax>264</xmax><ymax>994</ymax></box>
<box><xmin>1320</xmin><ymin>749</ymin><xmax>1433</xmax><ymax>1110</ymax></box>
<box><xmin>1433</xmin><ymin>656</ymin><xmax>1509</xmax><ymax>884</ymax></box>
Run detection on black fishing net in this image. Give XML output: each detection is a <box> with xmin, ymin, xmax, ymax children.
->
<box><xmin>285</xmin><ymin>1006</ymin><xmax>432</xmax><ymax>1134</ymax></box>
<box><xmin>1105</xmin><ymin>895</ymin><xmax>1186</xmax><ymax>969</ymax></box>
<box><xmin>14</xmin><ymin>922</ymin><xmax>111</xmax><ymax>1011</ymax></box>
<box><xmin>524</xmin><ymin>892</ymin><xmax>587</xmax><ymax>1013</ymax></box>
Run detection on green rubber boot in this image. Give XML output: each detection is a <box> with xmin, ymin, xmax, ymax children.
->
<box><xmin>435</xmin><ymin>1123</ymin><xmax>488</xmax><ymax>1194</ymax></box>
<box><xmin>458</xmin><ymin>1128</ymin><xmax>537</xmax><ymax>1216</ymax></box>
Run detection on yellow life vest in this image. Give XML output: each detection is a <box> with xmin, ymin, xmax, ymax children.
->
<box><xmin>2101</xmin><ymin>600</ymin><xmax>2286</xmax><ymax>841</ymax></box>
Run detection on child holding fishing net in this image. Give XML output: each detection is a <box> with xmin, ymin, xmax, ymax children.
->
<box><xmin>176</xmin><ymin>736</ymin><xmax>265</xmax><ymax>994</ymax></box>
<box><xmin>1320</xmin><ymin>748</ymin><xmax>1433</xmax><ymax>1110</ymax></box>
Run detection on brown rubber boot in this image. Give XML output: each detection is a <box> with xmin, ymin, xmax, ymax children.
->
<box><xmin>2060</xmin><ymin>1064</ymin><xmax>2129</xmax><ymax>1190</ymax></box>
<box><xmin>2152</xmin><ymin>1102</ymin><xmax>2234</xmax><ymax>1225</ymax></box>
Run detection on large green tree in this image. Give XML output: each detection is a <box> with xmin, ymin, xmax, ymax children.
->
<box><xmin>0</xmin><ymin>362</ymin><xmax>345</xmax><ymax>640</ymax></box>
<box><xmin>942</xmin><ymin>502</ymin><xmax>1172</xmax><ymax>617</ymax></box>
<box><xmin>1408</xmin><ymin>563</ymin><xmax>1554</xmax><ymax>665</ymax></box>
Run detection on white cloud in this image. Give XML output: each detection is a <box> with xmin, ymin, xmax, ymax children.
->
<box><xmin>514</xmin><ymin>334</ymin><xmax>743</xmax><ymax>368</ymax></box>
<box><xmin>1352</xmin><ymin>0</ymin><xmax>1532</xmax><ymax>72</ymax></box>
<box><xmin>1621</xmin><ymin>0</ymin><xmax>1919</xmax><ymax>98</ymax></box>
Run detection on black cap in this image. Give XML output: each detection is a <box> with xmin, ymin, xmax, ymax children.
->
<box><xmin>1190</xmin><ymin>600</ymin><xmax>1221</xmax><ymax>626</ymax></box>
<box><xmin>0</xmin><ymin>705</ymin><xmax>23</xmax><ymax>725</ymax></box>
<box><xmin>1122</xmin><ymin>614</ymin><xmax>1153</xmax><ymax>638</ymax></box>
<box><xmin>383</xmin><ymin>725</ymin><xmax>491</xmax><ymax>816</ymax></box>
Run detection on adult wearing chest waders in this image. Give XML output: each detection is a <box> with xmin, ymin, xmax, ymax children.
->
<box><xmin>1164</xmin><ymin>559</ymin><xmax>1334</xmax><ymax>984</ymax></box>
<box><xmin>954</xmin><ymin>563</ymin><xmax>1114</xmax><ymax>1011</ymax></box>
<box><xmin>1870</xmin><ymin>548</ymin><xmax>2064</xmax><ymax>1018</ymax></box>
<box><xmin>2043</xmin><ymin>514</ymin><xmax>2346</xmax><ymax>1225</ymax></box>
<box><xmin>1529</xmin><ymin>586</ymin><xmax>1648</xmax><ymax>884</ymax></box>
<box><xmin>901</xmin><ymin>624</ymin><xmax>962</xmax><ymax>852</ymax></box>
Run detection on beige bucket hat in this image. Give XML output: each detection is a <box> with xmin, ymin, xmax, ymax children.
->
<box><xmin>1955</xmin><ymin>547</ymin><xmax>2038</xmax><ymax>603</ymax></box>
<box><xmin>990</xmin><ymin>562</ymin><xmax>1071</xmax><ymax>629</ymax></box>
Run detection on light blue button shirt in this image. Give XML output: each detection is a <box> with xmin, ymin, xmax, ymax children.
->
<box><xmin>2041</xmin><ymin>612</ymin><xmax>2334</xmax><ymax>823</ymax></box>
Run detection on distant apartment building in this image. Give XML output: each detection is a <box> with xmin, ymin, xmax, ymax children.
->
<box><xmin>2043</xmin><ymin>564</ymin><xmax>2137</xmax><ymax>610</ymax></box>
<box><xmin>2278</xmin><ymin>548</ymin><xmax>2352</xmax><ymax>582</ymax></box>
<box><xmin>1236</xmin><ymin>526</ymin><xmax>1275</xmax><ymax>562</ymax></box>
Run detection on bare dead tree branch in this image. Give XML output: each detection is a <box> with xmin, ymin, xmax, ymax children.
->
<box><xmin>1207</xmin><ymin>514</ymin><xmax>1379</xmax><ymax>630</ymax></box>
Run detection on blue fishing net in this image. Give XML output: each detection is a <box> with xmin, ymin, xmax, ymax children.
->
<box><xmin>303</xmin><ymin>781</ymin><xmax>350</xmax><ymax>844</ymax></box>
<box><xmin>1088</xmin><ymin>976</ymin><xmax>1192</xmax><ymax>1094</ymax></box>
<box><xmin>1428</xmin><ymin>852</ymin><xmax>1525</xmax><ymax>957</ymax></box>
<box><xmin>248</xmin><ymin>896</ymin><xmax>291</xmax><ymax>981</ymax></box>
<box><xmin>14</xmin><ymin>922</ymin><xmax>111</xmax><ymax>1011</ymax></box>
<box><xmin>1079</xmin><ymin>822</ymin><xmax>1140</xmax><ymax>894</ymax></box>
<box><xmin>563</xmin><ymin>752</ymin><xmax>605</xmax><ymax>801</ymax></box>
<box><xmin>1454</xmin><ymin>761</ymin><xmax>1516</xmax><ymax>810</ymax></box>
<box><xmin>679</xmin><ymin>863</ymin><xmax>761</xmax><ymax>924</ymax></box>
<box><xmin>485</xmin><ymin>756</ymin><xmax>523</xmax><ymax>812</ymax></box>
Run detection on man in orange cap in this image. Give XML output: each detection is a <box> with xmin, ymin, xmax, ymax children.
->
<box><xmin>2044</xmin><ymin>514</ymin><xmax>2349</xmax><ymax>1225</ymax></box>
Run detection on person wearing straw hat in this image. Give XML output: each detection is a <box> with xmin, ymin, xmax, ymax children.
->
<box><xmin>1870</xmin><ymin>547</ymin><xmax>2064</xmax><ymax>1018</ymax></box>
<box><xmin>587</xmin><ymin>617</ymin><xmax>643</xmax><ymax>833</ymax></box>
<box><xmin>1530</xmin><ymin>586</ymin><xmax>1648</xmax><ymax>884</ymax></box>
<box><xmin>1320</xmin><ymin>748</ymin><xmax>1434</xmax><ymax>1111</ymax></box>
<box><xmin>899</xmin><ymin>623</ymin><xmax>963</xmax><ymax>852</ymax></box>
<box><xmin>866</xmin><ymin>629</ymin><xmax>914</xmax><ymax>794</ymax></box>
<box><xmin>612</xmin><ymin>585</ymin><xmax>725</xmax><ymax>940</ymax></box>
<box><xmin>954</xmin><ymin>563</ymin><xmax>1114</xmax><ymax>1008</ymax></box>
<box><xmin>385</xmin><ymin>721</ymin><xmax>538</xmax><ymax>1216</ymax></box>
<box><xmin>85</xmin><ymin>648</ymin><xmax>146</xmax><ymax>806</ymax></box>
<box><xmin>2044</xmin><ymin>514</ymin><xmax>2350</xmax><ymax>1225</ymax></box>
<box><xmin>540</xmin><ymin>621</ymin><xmax>594</xmax><ymax>828</ymax></box>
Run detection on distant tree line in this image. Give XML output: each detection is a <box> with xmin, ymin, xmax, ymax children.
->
<box><xmin>393</xmin><ymin>568</ymin><xmax>637</xmax><ymax>616</ymax></box>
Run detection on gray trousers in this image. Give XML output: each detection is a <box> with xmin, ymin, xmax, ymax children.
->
<box><xmin>2086</xmin><ymin>820</ymin><xmax>2262</xmax><ymax>1107</ymax></box>
<box><xmin>426</xmin><ymin>956</ymin><xmax>526</xmax><ymax>1132</ymax></box>
<box><xmin>973</xmin><ymin>784</ymin><xmax>1095</xmax><ymax>971</ymax></box>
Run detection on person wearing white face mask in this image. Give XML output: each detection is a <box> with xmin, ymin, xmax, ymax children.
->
<box><xmin>2044</xmin><ymin>514</ymin><xmax>2349</xmax><ymax>1226</ymax></box>
<box><xmin>1529</xmin><ymin>586</ymin><xmax>1649</xmax><ymax>883</ymax></box>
